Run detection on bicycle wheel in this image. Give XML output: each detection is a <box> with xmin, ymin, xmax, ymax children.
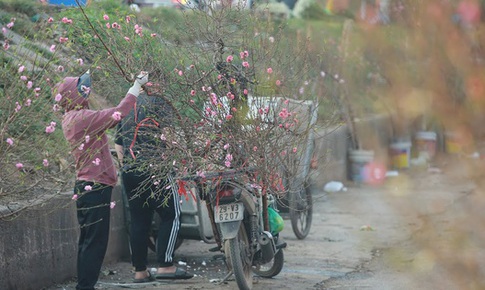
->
<box><xmin>289</xmin><ymin>182</ymin><xmax>313</xmax><ymax>239</ymax></box>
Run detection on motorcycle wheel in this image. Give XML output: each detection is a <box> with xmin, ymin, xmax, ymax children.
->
<box><xmin>289</xmin><ymin>182</ymin><xmax>313</xmax><ymax>239</ymax></box>
<box><xmin>227</xmin><ymin>224</ymin><xmax>253</xmax><ymax>290</ymax></box>
<box><xmin>252</xmin><ymin>248</ymin><xmax>284</xmax><ymax>278</ymax></box>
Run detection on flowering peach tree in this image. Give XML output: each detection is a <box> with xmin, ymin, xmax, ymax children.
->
<box><xmin>0</xmin><ymin>1</ymin><xmax>333</xmax><ymax>213</ymax></box>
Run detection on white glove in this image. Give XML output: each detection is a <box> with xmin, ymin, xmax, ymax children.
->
<box><xmin>127</xmin><ymin>71</ymin><xmax>149</xmax><ymax>97</ymax></box>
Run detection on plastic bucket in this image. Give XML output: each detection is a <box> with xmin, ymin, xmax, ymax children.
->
<box><xmin>348</xmin><ymin>149</ymin><xmax>374</xmax><ymax>183</ymax></box>
<box><xmin>415</xmin><ymin>131</ymin><xmax>437</xmax><ymax>159</ymax></box>
<box><xmin>444</xmin><ymin>131</ymin><xmax>463</xmax><ymax>154</ymax></box>
<box><xmin>390</xmin><ymin>141</ymin><xmax>411</xmax><ymax>169</ymax></box>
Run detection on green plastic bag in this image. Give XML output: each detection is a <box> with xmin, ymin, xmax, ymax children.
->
<box><xmin>268</xmin><ymin>207</ymin><xmax>284</xmax><ymax>235</ymax></box>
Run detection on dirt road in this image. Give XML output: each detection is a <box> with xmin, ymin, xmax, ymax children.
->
<box><xmin>44</xmin><ymin>156</ymin><xmax>481</xmax><ymax>290</ymax></box>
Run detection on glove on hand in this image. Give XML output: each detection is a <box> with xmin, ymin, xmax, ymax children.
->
<box><xmin>128</xmin><ymin>71</ymin><xmax>149</xmax><ymax>97</ymax></box>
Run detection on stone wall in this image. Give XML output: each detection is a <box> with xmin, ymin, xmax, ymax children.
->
<box><xmin>0</xmin><ymin>186</ymin><xmax>129</xmax><ymax>290</ymax></box>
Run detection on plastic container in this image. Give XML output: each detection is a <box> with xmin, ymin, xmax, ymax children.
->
<box><xmin>348</xmin><ymin>149</ymin><xmax>374</xmax><ymax>183</ymax></box>
<box><xmin>444</xmin><ymin>131</ymin><xmax>463</xmax><ymax>154</ymax></box>
<box><xmin>390</xmin><ymin>141</ymin><xmax>412</xmax><ymax>169</ymax></box>
<box><xmin>415</xmin><ymin>131</ymin><xmax>437</xmax><ymax>159</ymax></box>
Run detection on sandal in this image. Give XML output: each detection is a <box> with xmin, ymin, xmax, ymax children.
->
<box><xmin>155</xmin><ymin>268</ymin><xmax>194</xmax><ymax>280</ymax></box>
<box><xmin>133</xmin><ymin>271</ymin><xmax>155</xmax><ymax>283</ymax></box>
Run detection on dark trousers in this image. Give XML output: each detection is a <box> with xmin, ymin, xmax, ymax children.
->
<box><xmin>74</xmin><ymin>181</ymin><xmax>112</xmax><ymax>290</ymax></box>
<box><xmin>121</xmin><ymin>169</ymin><xmax>181</xmax><ymax>271</ymax></box>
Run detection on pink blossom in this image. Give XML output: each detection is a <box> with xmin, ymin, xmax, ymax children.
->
<box><xmin>112</xmin><ymin>22</ymin><xmax>120</xmax><ymax>29</ymax></box>
<box><xmin>150</xmin><ymin>33</ymin><xmax>157</xmax><ymax>37</ymax></box>
<box><xmin>6</xmin><ymin>22</ymin><xmax>14</xmax><ymax>29</ymax></box>
<box><xmin>124</xmin><ymin>36</ymin><xmax>131</xmax><ymax>42</ymax></box>
<box><xmin>50</xmin><ymin>45</ymin><xmax>56</xmax><ymax>52</ymax></box>
<box><xmin>242</xmin><ymin>61</ymin><xmax>249</xmax><ymax>68</ymax></box>
<box><xmin>3</xmin><ymin>42</ymin><xmax>9</xmax><ymax>50</ymax></box>
<box><xmin>47</xmin><ymin>17</ymin><xmax>53</xmax><ymax>23</ymax></box>
<box><xmin>92</xmin><ymin>158</ymin><xmax>101</xmax><ymax>166</ymax></box>
<box><xmin>85</xmin><ymin>135</ymin><xmax>90</xmax><ymax>143</ymax></box>
<box><xmin>25</xmin><ymin>99</ymin><xmax>31</xmax><ymax>106</ymax></box>
<box><xmin>59</xmin><ymin>37</ymin><xmax>68</xmax><ymax>43</ymax></box>
<box><xmin>2</xmin><ymin>27</ymin><xmax>7</xmax><ymax>35</ymax></box>
<box><xmin>6</xmin><ymin>138</ymin><xmax>14</xmax><ymax>146</ymax></box>
<box><xmin>267</xmin><ymin>67</ymin><xmax>273</xmax><ymax>74</ymax></box>
<box><xmin>225</xmin><ymin>160</ymin><xmax>231</xmax><ymax>168</ymax></box>
<box><xmin>278</xmin><ymin>108</ymin><xmax>289</xmax><ymax>119</ymax></box>
<box><xmin>43</xmin><ymin>159</ymin><xmax>49</xmax><ymax>167</ymax></box>
<box><xmin>53</xmin><ymin>104</ymin><xmax>60</xmax><ymax>111</ymax></box>
<box><xmin>61</xmin><ymin>17</ymin><xmax>71</xmax><ymax>24</ymax></box>
<box><xmin>80</xmin><ymin>85</ymin><xmax>91</xmax><ymax>95</ymax></box>
<box><xmin>178</xmin><ymin>70</ymin><xmax>183</xmax><ymax>76</ymax></box>
<box><xmin>224</xmin><ymin>143</ymin><xmax>230</xmax><ymax>150</ymax></box>
<box><xmin>145</xmin><ymin>82</ymin><xmax>153</xmax><ymax>87</ymax></box>
<box><xmin>72</xmin><ymin>194</ymin><xmax>78</xmax><ymax>200</ymax></box>
<box><xmin>190</xmin><ymin>90</ymin><xmax>196</xmax><ymax>96</ymax></box>
<box><xmin>105</xmin><ymin>22</ymin><xmax>110</xmax><ymax>29</ymax></box>
<box><xmin>134</xmin><ymin>24</ymin><xmax>142</xmax><ymax>36</ymax></box>
<box><xmin>217</xmin><ymin>74</ymin><xmax>222</xmax><ymax>80</ymax></box>
<box><xmin>26</xmin><ymin>81</ymin><xmax>33</xmax><ymax>89</ymax></box>
<box><xmin>45</xmin><ymin>125</ymin><xmax>55</xmax><ymax>134</ymax></box>
<box><xmin>76</xmin><ymin>58</ymin><xmax>84</xmax><ymax>65</ymax></box>
<box><xmin>20</xmin><ymin>75</ymin><xmax>27</xmax><ymax>81</ymax></box>
<box><xmin>226</xmin><ymin>153</ymin><xmax>233</xmax><ymax>161</ymax></box>
<box><xmin>225</xmin><ymin>114</ymin><xmax>233</xmax><ymax>120</ymax></box>
<box><xmin>231</xmin><ymin>107</ymin><xmax>237</xmax><ymax>112</ymax></box>
<box><xmin>54</xmin><ymin>93</ymin><xmax>62</xmax><ymax>102</ymax></box>
<box><xmin>16</xmin><ymin>163</ymin><xmax>23</xmax><ymax>169</ymax></box>
<box><xmin>253</xmin><ymin>146</ymin><xmax>258</xmax><ymax>151</ymax></box>
<box><xmin>78</xmin><ymin>143</ymin><xmax>84</xmax><ymax>151</ymax></box>
<box><xmin>243</xmin><ymin>89</ymin><xmax>248</xmax><ymax>95</ymax></box>
<box><xmin>50</xmin><ymin>121</ymin><xmax>57</xmax><ymax>127</ymax></box>
<box><xmin>84</xmin><ymin>185</ymin><xmax>92</xmax><ymax>191</ymax></box>
<box><xmin>110</xmin><ymin>201</ymin><xmax>116</xmax><ymax>209</ymax></box>
<box><xmin>112</xmin><ymin>111</ymin><xmax>122</xmax><ymax>121</ymax></box>
<box><xmin>239</xmin><ymin>51</ymin><xmax>245</xmax><ymax>59</ymax></box>
<box><xmin>34</xmin><ymin>87</ymin><xmax>41</xmax><ymax>93</ymax></box>
<box><xmin>103</xmin><ymin>14</ymin><xmax>109</xmax><ymax>21</ymax></box>
<box><xmin>126</xmin><ymin>16</ymin><xmax>131</xmax><ymax>23</ymax></box>
<box><xmin>57</xmin><ymin>66</ymin><xmax>64</xmax><ymax>72</ymax></box>
<box><xmin>292</xmin><ymin>147</ymin><xmax>297</xmax><ymax>153</ymax></box>
<box><xmin>18</xmin><ymin>65</ymin><xmax>25</xmax><ymax>73</ymax></box>
<box><xmin>226</xmin><ymin>55</ymin><xmax>233</xmax><ymax>62</ymax></box>
<box><xmin>15</xmin><ymin>102</ymin><xmax>21</xmax><ymax>112</ymax></box>
<box><xmin>244</xmin><ymin>50</ymin><xmax>249</xmax><ymax>57</ymax></box>
<box><xmin>276</xmin><ymin>80</ymin><xmax>281</xmax><ymax>86</ymax></box>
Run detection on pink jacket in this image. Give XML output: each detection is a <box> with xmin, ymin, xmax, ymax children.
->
<box><xmin>57</xmin><ymin>77</ymin><xmax>136</xmax><ymax>187</ymax></box>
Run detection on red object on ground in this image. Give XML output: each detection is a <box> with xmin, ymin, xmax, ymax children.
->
<box><xmin>363</xmin><ymin>161</ymin><xmax>386</xmax><ymax>185</ymax></box>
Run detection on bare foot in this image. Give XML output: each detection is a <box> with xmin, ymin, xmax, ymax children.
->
<box><xmin>134</xmin><ymin>270</ymin><xmax>150</xmax><ymax>280</ymax></box>
<box><xmin>156</xmin><ymin>265</ymin><xmax>177</xmax><ymax>274</ymax></box>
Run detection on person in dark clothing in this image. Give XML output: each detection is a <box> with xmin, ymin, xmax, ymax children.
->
<box><xmin>114</xmin><ymin>93</ymin><xmax>193</xmax><ymax>282</ymax></box>
<box><xmin>55</xmin><ymin>70</ymin><xmax>149</xmax><ymax>290</ymax></box>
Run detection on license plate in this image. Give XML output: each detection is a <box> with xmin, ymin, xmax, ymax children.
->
<box><xmin>214</xmin><ymin>203</ymin><xmax>244</xmax><ymax>223</ymax></box>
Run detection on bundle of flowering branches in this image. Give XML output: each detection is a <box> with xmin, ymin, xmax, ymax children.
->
<box><xmin>1</xmin><ymin>1</ymin><xmax>338</xmax><ymax>211</ymax></box>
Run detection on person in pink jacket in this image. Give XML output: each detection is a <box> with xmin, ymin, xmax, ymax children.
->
<box><xmin>55</xmin><ymin>71</ymin><xmax>148</xmax><ymax>290</ymax></box>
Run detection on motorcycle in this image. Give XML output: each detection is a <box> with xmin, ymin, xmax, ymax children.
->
<box><xmin>179</xmin><ymin>168</ymin><xmax>286</xmax><ymax>290</ymax></box>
